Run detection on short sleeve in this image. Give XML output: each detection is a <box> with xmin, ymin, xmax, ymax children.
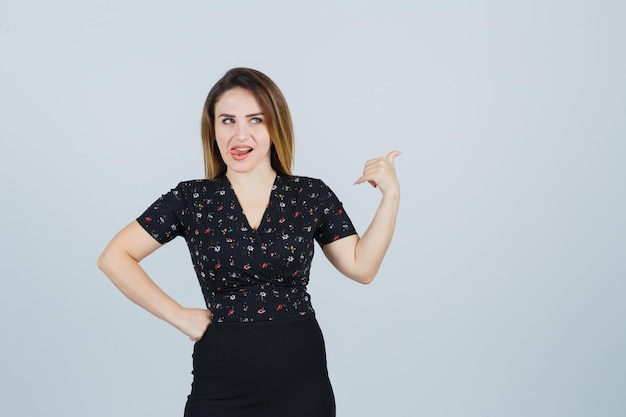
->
<box><xmin>314</xmin><ymin>180</ymin><xmax>357</xmax><ymax>245</ymax></box>
<box><xmin>136</xmin><ymin>183</ymin><xmax>188</xmax><ymax>244</ymax></box>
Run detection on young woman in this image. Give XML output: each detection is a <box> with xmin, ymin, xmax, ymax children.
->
<box><xmin>97</xmin><ymin>68</ymin><xmax>400</xmax><ymax>416</ymax></box>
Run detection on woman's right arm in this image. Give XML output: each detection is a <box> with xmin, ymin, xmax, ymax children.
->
<box><xmin>97</xmin><ymin>221</ymin><xmax>212</xmax><ymax>341</ymax></box>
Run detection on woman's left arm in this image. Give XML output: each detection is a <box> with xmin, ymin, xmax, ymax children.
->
<box><xmin>322</xmin><ymin>151</ymin><xmax>401</xmax><ymax>284</ymax></box>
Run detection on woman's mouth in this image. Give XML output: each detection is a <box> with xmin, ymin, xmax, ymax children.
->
<box><xmin>230</xmin><ymin>147</ymin><xmax>253</xmax><ymax>160</ymax></box>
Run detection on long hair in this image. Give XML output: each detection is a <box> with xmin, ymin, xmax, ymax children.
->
<box><xmin>201</xmin><ymin>68</ymin><xmax>294</xmax><ymax>179</ymax></box>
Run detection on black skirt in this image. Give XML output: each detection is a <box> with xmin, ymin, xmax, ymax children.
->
<box><xmin>184</xmin><ymin>314</ymin><xmax>336</xmax><ymax>417</ymax></box>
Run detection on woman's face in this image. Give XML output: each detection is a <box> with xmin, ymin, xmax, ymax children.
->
<box><xmin>214</xmin><ymin>87</ymin><xmax>272</xmax><ymax>175</ymax></box>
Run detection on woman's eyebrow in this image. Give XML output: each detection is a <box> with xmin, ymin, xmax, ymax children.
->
<box><xmin>217</xmin><ymin>112</ymin><xmax>264</xmax><ymax>118</ymax></box>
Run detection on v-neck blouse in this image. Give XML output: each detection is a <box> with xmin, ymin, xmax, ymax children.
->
<box><xmin>137</xmin><ymin>174</ymin><xmax>357</xmax><ymax>323</ymax></box>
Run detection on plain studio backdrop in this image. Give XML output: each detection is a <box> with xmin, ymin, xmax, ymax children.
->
<box><xmin>1</xmin><ymin>1</ymin><xmax>624</xmax><ymax>416</ymax></box>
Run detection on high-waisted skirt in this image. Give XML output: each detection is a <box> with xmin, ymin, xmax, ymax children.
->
<box><xmin>183</xmin><ymin>314</ymin><xmax>336</xmax><ymax>417</ymax></box>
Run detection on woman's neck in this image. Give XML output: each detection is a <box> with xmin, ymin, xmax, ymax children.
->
<box><xmin>225</xmin><ymin>167</ymin><xmax>276</xmax><ymax>190</ymax></box>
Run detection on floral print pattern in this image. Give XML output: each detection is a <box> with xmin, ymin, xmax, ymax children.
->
<box><xmin>137</xmin><ymin>174</ymin><xmax>356</xmax><ymax>323</ymax></box>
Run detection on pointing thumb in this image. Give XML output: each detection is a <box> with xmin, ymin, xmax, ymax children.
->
<box><xmin>387</xmin><ymin>150</ymin><xmax>402</xmax><ymax>164</ymax></box>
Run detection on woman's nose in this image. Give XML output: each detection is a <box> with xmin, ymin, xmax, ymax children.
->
<box><xmin>236</xmin><ymin>124</ymin><xmax>250</xmax><ymax>140</ymax></box>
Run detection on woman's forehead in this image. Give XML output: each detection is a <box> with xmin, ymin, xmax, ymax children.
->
<box><xmin>215</xmin><ymin>88</ymin><xmax>261</xmax><ymax>111</ymax></box>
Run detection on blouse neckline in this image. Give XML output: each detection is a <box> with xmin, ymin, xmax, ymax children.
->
<box><xmin>222</xmin><ymin>173</ymin><xmax>280</xmax><ymax>233</ymax></box>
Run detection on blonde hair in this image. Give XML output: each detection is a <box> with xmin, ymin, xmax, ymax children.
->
<box><xmin>201</xmin><ymin>68</ymin><xmax>294</xmax><ymax>179</ymax></box>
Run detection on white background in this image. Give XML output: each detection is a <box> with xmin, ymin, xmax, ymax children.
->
<box><xmin>1</xmin><ymin>1</ymin><xmax>625</xmax><ymax>416</ymax></box>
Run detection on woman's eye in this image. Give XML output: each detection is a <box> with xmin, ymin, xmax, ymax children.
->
<box><xmin>250</xmin><ymin>117</ymin><xmax>263</xmax><ymax>124</ymax></box>
<box><xmin>222</xmin><ymin>118</ymin><xmax>235</xmax><ymax>124</ymax></box>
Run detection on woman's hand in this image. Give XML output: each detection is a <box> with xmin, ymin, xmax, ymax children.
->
<box><xmin>354</xmin><ymin>151</ymin><xmax>401</xmax><ymax>198</ymax></box>
<box><xmin>171</xmin><ymin>307</ymin><xmax>213</xmax><ymax>342</ymax></box>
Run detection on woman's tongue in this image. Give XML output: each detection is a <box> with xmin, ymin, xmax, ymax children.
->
<box><xmin>231</xmin><ymin>147</ymin><xmax>252</xmax><ymax>160</ymax></box>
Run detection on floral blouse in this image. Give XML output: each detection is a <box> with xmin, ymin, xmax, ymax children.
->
<box><xmin>137</xmin><ymin>174</ymin><xmax>357</xmax><ymax>323</ymax></box>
